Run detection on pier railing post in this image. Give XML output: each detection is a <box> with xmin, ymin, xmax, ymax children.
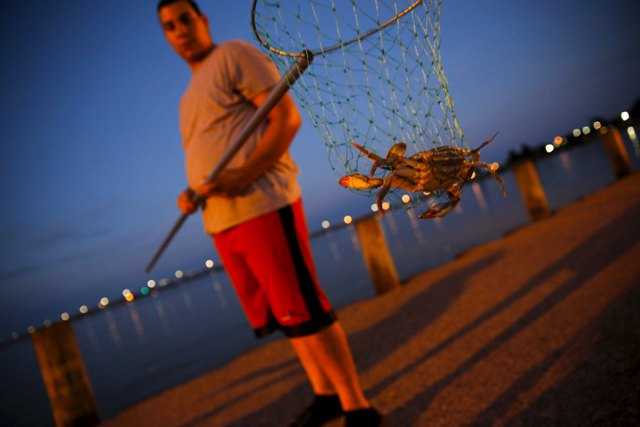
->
<box><xmin>31</xmin><ymin>321</ymin><xmax>100</xmax><ymax>427</ymax></box>
<box><xmin>600</xmin><ymin>127</ymin><xmax>631</xmax><ymax>178</ymax></box>
<box><xmin>512</xmin><ymin>159</ymin><xmax>550</xmax><ymax>221</ymax></box>
<box><xmin>354</xmin><ymin>215</ymin><xmax>401</xmax><ymax>295</ymax></box>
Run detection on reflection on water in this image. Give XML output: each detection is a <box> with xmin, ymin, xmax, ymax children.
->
<box><xmin>80</xmin><ymin>318</ymin><xmax>100</xmax><ymax>357</ymax></box>
<box><xmin>104</xmin><ymin>310</ymin><xmax>121</xmax><ymax>345</ymax></box>
<box><xmin>348</xmin><ymin>226</ymin><xmax>361</xmax><ymax>252</ymax></box>
<box><xmin>559</xmin><ymin>151</ymin><xmax>574</xmax><ymax>176</ymax></box>
<box><xmin>152</xmin><ymin>295</ymin><xmax>171</xmax><ymax>335</ymax></box>
<box><xmin>385</xmin><ymin>211</ymin><xmax>400</xmax><ymax>238</ymax></box>
<box><xmin>127</xmin><ymin>304</ymin><xmax>144</xmax><ymax>338</ymax></box>
<box><xmin>406</xmin><ymin>208</ymin><xmax>427</xmax><ymax>247</ymax></box>
<box><xmin>627</xmin><ymin>126</ymin><xmax>639</xmax><ymax>156</ymax></box>
<box><xmin>433</xmin><ymin>215</ymin><xmax>445</xmax><ymax>231</ymax></box>
<box><xmin>181</xmin><ymin>286</ymin><xmax>197</xmax><ymax>323</ymax></box>
<box><xmin>209</xmin><ymin>271</ymin><xmax>227</xmax><ymax>308</ymax></box>
<box><xmin>1</xmin><ymin>134</ymin><xmax>639</xmax><ymax>426</ymax></box>
<box><xmin>472</xmin><ymin>182</ymin><xmax>488</xmax><ymax>212</ymax></box>
<box><xmin>329</xmin><ymin>238</ymin><xmax>342</xmax><ymax>263</ymax></box>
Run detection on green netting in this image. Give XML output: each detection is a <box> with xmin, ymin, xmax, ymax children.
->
<box><xmin>252</xmin><ymin>0</ymin><xmax>465</xmax><ymax>181</ymax></box>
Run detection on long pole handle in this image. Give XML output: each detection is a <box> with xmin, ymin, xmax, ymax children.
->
<box><xmin>145</xmin><ymin>52</ymin><xmax>313</xmax><ymax>274</ymax></box>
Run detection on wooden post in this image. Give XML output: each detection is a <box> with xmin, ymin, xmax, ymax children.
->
<box><xmin>512</xmin><ymin>159</ymin><xmax>550</xmax><ymax>221</ymax></box>
<box><xmin>600</xmin><ymin>127</ymin><xmax>631</xmax><ymax>178</ymax></box>
<box><xmin>354</xmin><ymin>215</ymin><xmax>401</xmax><ymax>294</ymax></box>
<box><xmin>31</xmin><ymin>321</ymin><xmax>100</xmax><ymax>427</ymax></box>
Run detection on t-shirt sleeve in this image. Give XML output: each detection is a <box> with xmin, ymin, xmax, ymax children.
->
<box><xmin>228</xmin><ymin>41</ymin><xmax>282</xmax><ymax>101</ymax></box>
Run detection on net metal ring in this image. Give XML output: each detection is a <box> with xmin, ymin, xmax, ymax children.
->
<box><xmin>251</xmin><ymin>0</ymin><xmax>426</xmax><ymax>57</ymax></box>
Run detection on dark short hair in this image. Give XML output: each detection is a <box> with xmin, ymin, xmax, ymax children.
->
<box><xmin>157</xmin><ymin>0</ymin><xmax>202</xmax><ymax>15</ymax></box>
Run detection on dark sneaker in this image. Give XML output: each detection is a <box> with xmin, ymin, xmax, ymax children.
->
<box><xmin>344</xmin><ymin>407</ymin><xmax>387</xmax><ymax>427</ymax></box>
<box><xmin>288</xmin><ymin>394</ymin><xmax>343</xmax><ymax>427</ymax></box>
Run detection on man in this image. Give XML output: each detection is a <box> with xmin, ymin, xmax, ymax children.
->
<box><xmin>157</xmin><ymin>1</ymin><xmax>386</xmax><ymax>426</ymax></box>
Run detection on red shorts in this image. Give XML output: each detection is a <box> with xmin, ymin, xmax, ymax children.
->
<box><xmin>213</xmin><ymin>199</ymin><xmax>336</xmax><ymax>338</ymax></box>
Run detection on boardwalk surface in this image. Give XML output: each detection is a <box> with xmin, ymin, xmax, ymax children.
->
<box><xmin>102</xmin><ymin>172</ymin><xmax>640</xmax><ymax>427</ymax></box>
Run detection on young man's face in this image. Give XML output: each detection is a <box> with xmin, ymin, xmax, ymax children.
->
<box><xmin>159</xmin><ymin>1</ymin><xmax>213</xmax><ymax>65</ymax></box>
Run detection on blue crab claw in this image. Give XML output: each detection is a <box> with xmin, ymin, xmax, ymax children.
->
<box><xmin>419</xmin><ymin>184</ymin><xmax>462</xmax><ymax>219</ymax></box>
<box><xmin>419</xmin><ymin>199</ymin><xmax>459</xmax><ymax>218</ymax></box>
<box><xmin>339</xmin><ymin>173</ymin><xmax>384</xmax><ymax>190</ymax></box>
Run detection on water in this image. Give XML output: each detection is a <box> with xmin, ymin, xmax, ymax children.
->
<box><xmin>1</xmin><ymin>130</ymin><xmax>638</xmax><ymax>427</ymax></box>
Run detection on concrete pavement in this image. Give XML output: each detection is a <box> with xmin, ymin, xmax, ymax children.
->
<box><xmin>102</xmin><ymin>172</ymin><xmax>640</xmax><ymax>427</ymax></box>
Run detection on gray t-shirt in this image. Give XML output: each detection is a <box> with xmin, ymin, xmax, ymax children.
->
<box><xmin>179</xmin><ymin>40</ymin><xmax>301</xmax><ymax>233</ymax></box>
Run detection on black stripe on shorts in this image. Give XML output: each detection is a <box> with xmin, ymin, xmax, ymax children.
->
<box><xmin>276</xmin><ymin>204</ymin><xmax>336</xmax><ymax>338</ymax></box>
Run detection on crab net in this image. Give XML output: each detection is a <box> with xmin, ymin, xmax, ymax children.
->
<box><xmin>252</xmin><ymin>0</ymin><xmax>465</xmax><ymax>204</ymax></box>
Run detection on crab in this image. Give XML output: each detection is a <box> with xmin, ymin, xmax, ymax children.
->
<box><xmin>339</xmin><ymin>133</ymin><xmax>507</xmax><ymax>218</ymax></box>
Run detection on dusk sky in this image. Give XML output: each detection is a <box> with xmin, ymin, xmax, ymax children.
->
<box><xmin>1</xmin><ymin>0</ymin><xmax>639</xmax><ymax>338</ymax></box>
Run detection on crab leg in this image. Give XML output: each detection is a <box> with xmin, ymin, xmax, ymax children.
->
<box><xmin>350</xmin><ymin>142</ymin><xmax>386</xmax><ymax>177</ymax></box>
<box><xmin>471</xmin><ymin>132</ymin><xmax>499</xmax><ymax>153</ymax></box>
<box><xmin>376</xmin><ymin>177</ymin><xmax>393</xmax><ymax>217</ymax></box>
<box><xmin>471</xmin><ymin>161</ymin><xmax>507</xmax><ymax>197</ymax></box>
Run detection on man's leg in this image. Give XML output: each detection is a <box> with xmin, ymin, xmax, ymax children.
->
<box><xmin>289</xmin><ymin>321</ymin><xmax>369</xmax><ymax>411</ymax></box>
<box><xmin>289</xmin><ymin>333</ymin><xmax>336</xmax><ymax>396</ymax></box>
